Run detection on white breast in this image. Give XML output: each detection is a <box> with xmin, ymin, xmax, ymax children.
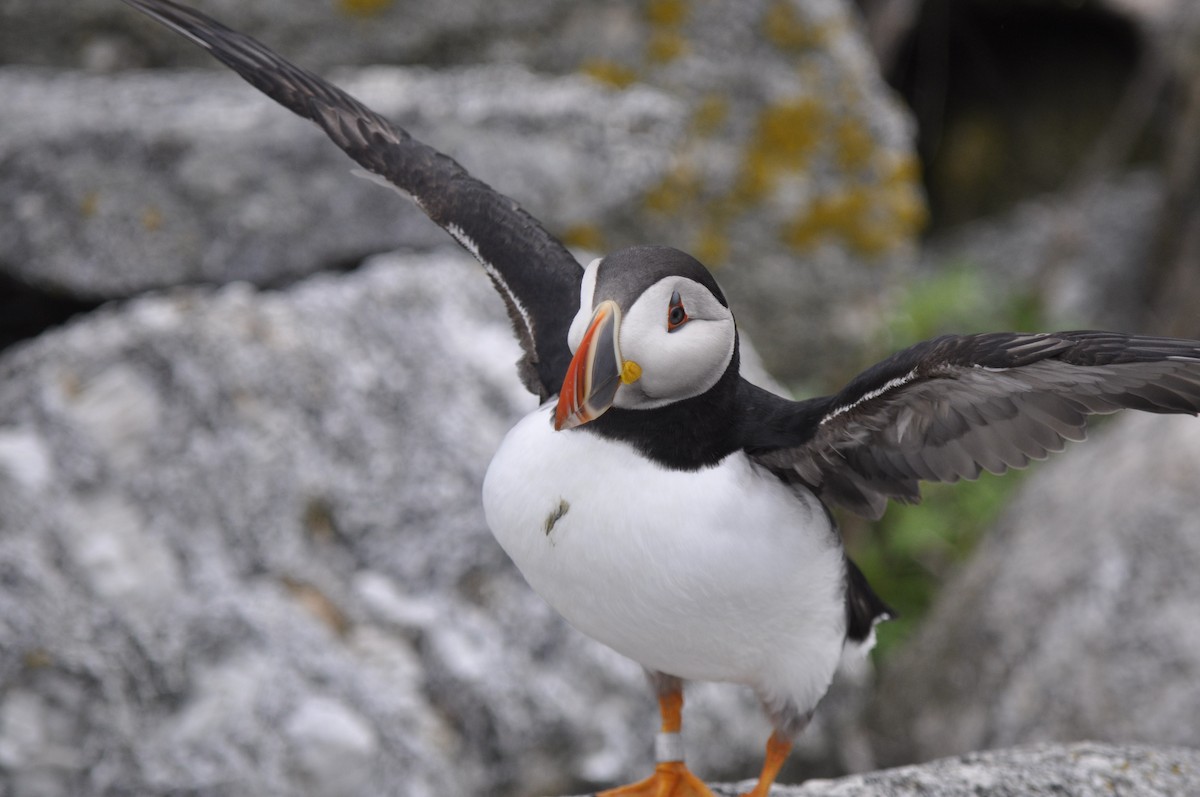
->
<box><xmin>482</xmin><ymin>403</ymin><xmax>849</xmax><ymax>713</ymax></box>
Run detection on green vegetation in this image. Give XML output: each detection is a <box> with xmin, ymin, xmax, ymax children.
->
<box><xmin>880</xmin><ymin>259</ymin><xmax>1045</xmax><ymax>346</ymax></box>
<box><xmin>845</xmin><ymin>473</ymin><xmax>1022</xmax><ymax>658</ymax></box>
<box><xmin>841</xmin><ymin>260</ymin><xmax>1046</xmax><ymax>658</ymax></box>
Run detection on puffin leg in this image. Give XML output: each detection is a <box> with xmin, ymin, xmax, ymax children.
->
<box><xmin>737</xmin><ymin>730</ymin><xmax>793</xmax><ymax>797</ymax></box>
<box><xmin>597</xmin><ymin>676</ymin><xmax>715</xmax><ymax>797</ymax></box>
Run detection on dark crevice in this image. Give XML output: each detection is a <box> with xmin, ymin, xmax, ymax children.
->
<box><xmin>0</xmin><ymin>271</ymin><xmax>102</xmax><ymax>355</ymax></box>
<box><xmin>261</xmin><ymin>247</ymin><xmax>384</xmax><ymax>290</ymax></box>
<box><xmin>0</xmin><ymin>247</ymin><xmax>406</xmax><ymax>355</ymax></box>
<box><xmin>243</xmin><ymin>246</ymin><xmax>408</xmax><ymax>295</ymax></box>
<box><xmin>867</xmin><ymin>0</ymin><xmax>1150</xmax><ymax>230</ymax></box>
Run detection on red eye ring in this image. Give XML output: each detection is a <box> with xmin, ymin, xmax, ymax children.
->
<box><xmin>667</xmin><ymin>290</ymin><xmax>688</xmax><ymax>332</ymax></box>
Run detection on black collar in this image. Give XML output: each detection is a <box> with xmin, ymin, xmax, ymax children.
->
<box><xmin>580</xmin><ymin>349</ymin><xmax>744</xmax><ymax>471</ymax></box>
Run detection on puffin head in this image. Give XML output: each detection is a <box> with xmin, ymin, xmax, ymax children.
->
<box><xmin>554</xmin><ymin>246</ymin><xmax>737</xmax><ymax>431</ymax></box>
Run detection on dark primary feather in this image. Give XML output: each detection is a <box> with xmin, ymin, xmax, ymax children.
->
<box><xmin>750</xmin><ymin>331</ymin><xmax>1200</xmax><ymax>520</ymax></box>
<box><xmin>844</xmin><ymin>557</ymin><xmax>893</xmax><ymax>642</ymax></box>
<box><xmin>122</xmin><ymin>0</ymin><xmax>581</xmax><ymax>400</ymax></box>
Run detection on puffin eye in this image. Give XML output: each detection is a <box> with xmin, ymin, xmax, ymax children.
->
<box><xmin>667</xmin><ymin>290</ymin><xmax>689</xmax><ymax>332</ymax></box>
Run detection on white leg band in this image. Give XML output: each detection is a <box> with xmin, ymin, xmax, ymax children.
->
<box><xmin>655</xmin><ymin>731</ymin><xmax>685</xmax><ymax>763</ymax></box>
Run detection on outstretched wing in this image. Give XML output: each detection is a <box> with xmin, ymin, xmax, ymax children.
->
<box><xmin>751</xmin><ymin>331</ymin><xmax>1200</xmax><ymax>519</ymax></box>
<box><xmin>123</xmin><ymin>0</ymin><xmax>581</xmax><ymax>399</ymax></box>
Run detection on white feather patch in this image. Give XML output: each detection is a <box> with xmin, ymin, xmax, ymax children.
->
<box><xmin>350</xmin><ymin>168</ymin><xmax>425</xmax><ymax>210</ymax></box>
<box><xmin>821</xmin><ymin>368</ymin><xmax>917</xmax><ymax>424</ymax></box>
<box><xmin>484</xmin><ymin>405</ymin><xmax>848</xmax><ymax>715</ymax></box>
<box><xmin>446</xmin><ymin>223</ymin><xmax>536</xmax><ymax>346</ymax></box>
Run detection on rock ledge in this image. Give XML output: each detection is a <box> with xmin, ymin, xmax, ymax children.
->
<box><xmin>568</xmin><ymin>743</ymin><xmax>1200</xmax><ymax>796</ymax></box>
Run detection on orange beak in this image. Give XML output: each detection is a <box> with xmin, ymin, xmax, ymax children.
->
<box><xmin>555</xmin><ymin>300</ymin><xmax>628</xmax><ymax>431</ymax></box>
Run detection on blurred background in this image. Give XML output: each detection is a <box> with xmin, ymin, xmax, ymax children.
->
<box><xmin>1</xmin><ymin>0</ymin><xmax>1198</xmax><ymax>795</ymax></box>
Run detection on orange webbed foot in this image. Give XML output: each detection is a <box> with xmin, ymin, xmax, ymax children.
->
<box><xmin>598</xmin><ymin>761</ymin><xmax>716</xmax><ymax>797</ymax></box>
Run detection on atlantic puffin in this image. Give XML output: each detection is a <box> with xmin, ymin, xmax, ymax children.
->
<box><xmin>122</xmin><ymin>2</ymin><xmax>1200</xmax><ymax>794</ymax></box>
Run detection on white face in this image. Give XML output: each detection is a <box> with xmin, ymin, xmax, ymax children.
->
<box><xmin>567</xmin><ymin>259</ymin><xmax>737</xmax><ymax>411</ymax></box>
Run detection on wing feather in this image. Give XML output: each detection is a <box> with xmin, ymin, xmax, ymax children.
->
<box><xmin>123</xmin><ymin>0</ymin><xmax>581</xmax><ymax>399</ymax></box>
<box><xmin>753</xmin><ymin>331</ymin><xmax>1200</xmax><ymax>519</ymax></box>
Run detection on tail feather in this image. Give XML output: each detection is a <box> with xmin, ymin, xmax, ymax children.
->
<box><xmin>844</xmin><ymin>556</ymin><xmax>893</xmax><ymax>653</ymax></box>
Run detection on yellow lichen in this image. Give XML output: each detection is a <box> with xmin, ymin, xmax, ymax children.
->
<box><xmin>694</xmin><ymin>225</ymin><xmax>730</xmax><ymax>266</ymax></box>
<box><xmin>784</xmin><ymin>190</ymin><xmax>864</xmax><ymax>251</ymax></box>
<box><xmin>882</xmin><ymin>154</ymin><xmax>930</xmax><ymax>234</ymax></box>
<box><xmin>690</xmin><ymin>94</ymin><xmax>729</xmax><ymax>136</ymax></box>
<box><xmin>887</xmin><ymin>152</ymin><xmax>923</xmax><ymax>185</ymax></box>
<box><xmin>80</xmin><ymin>190</ymin><xmax>100</xmax><ymax>219</ymax></box>
<box><xmin>783</xmin><ymin>170</ymin><xmax>927</xmax><ymax>257</ymax></box>
<box><xmin>580</xmin><ymin>59</ymin><xmax>639</xmax><ymax>89</ymax></box>
<box><xmin>646</xmin><ymin>0</ymin><xmax>688</xmax><ymax>27</ymax></box>
<box><xmin>762</xmin><ymin>0</ymin><xmax>827</xmax><ymax>50</ymax></box>
<box><xmin>850</xmin><ymin>226</ymin><xmax>893</xmax><ymax>257</ymax></box>
<box><xmin>643</xmin><ymin>165</ymin><xmax>700</xmax><ymax>216</ymax></box>
<box><xmin>559</xmin><ymin>223</ymin><xmax>605</xmax><ymax>252</ymax></box>
<box><xmin>835</xmin><ymin>118</ymin><xmax>875</xmax><ymax>171</ymax></box>
<box><xmin>647</xmin><ymin>30</ymin><xmax>688</xmax><ymax>63</ymax></box>
<box><xmin>736</xmin><ymin>99</ymin><xmax>825</xmax><ymax>201</ymax></box>
<box><xmin>886</xmin><ymin>185</ymin><xmax>929</xmax><ymax>235</ymax></box>
<box><xmin>758</xmin><ymin>100</ymin><xmax>824</xmax><ymax>162</ymax></box>
<box><xmin>336</xmin><ymin>0</ymin><xmax>393</xmax><ymax>17</ymax></box>
<box><xmin>141</xmin><ymin>206</ymin><xmax>163</xmax><ymax>232</ymax></box>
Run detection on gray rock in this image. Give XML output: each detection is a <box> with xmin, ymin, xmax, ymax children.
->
<box><xmin>284</xmin><ymin>696</ymin><xmax>378</xmax><ymax>797</ymax></box>
<box><xmin>6</xmin><ymin>0</ymin><xmax>924</xmax><ymax>386</ymax></box>
<box><xmin>703</xmin><ymin>743</ymin><xmax>1200</xmax><ymax>797</ymax></box>
<box><xmin>1</xmin><ymin>0</ymin><xmax>565</xmax><ymax>71</ymax></box>
<box><xmin>0</xmin><ymin>249</ymin><xmax>868</xmax><ymax>796</ymax></box>
<box><xmin>0</xmin><ymin>64</ymin><xmax>681</xmax><ymax>299</ymax></box>
<box><xmin>920</xmin><ymin>171</ymin><xmax>1164</xmax><ymax>334</ymax></box>
<box><xmin>866</xmin><ymin>411</ymin><xmax>1200</xmax><ymax>766</ymax></box>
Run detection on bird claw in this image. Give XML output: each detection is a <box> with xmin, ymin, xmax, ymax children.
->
<box><xmin>598</xmin><ymin>762</ymin><xmax>717</xmax><ymax>797</ymax></box>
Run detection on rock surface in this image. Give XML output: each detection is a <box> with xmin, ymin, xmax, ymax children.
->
<box><xmin>919</xmin><ymin>171</ymin><xmax>1164</xmax><ymax>334</ymax></box>
<box><xmin>0</xmin><ymin>64</ymin><xmax>681</xmax><ymax>298</ymax></box>
<box><xmin>0</xmin><ymin>249</ymin><xmax>866</xmax><ymax>797</ymax></box>
<box><xmin>695</xmin><ymin>743</ymin><xmax>1200</xmax><ymax>797</ymax></box>
<box><xmin>3</xmin><ymin>0</ymin><xmax>924</xmax><ymax>385</ymax></box>
<box><xmin>867</xmin><ymin>411</ymin><xmax>1200</xmax><ymax>766</ymax></box>
<box><xmin>3</xmin><ymin>0</ymin><xmax>567</xmax><ymax>72</ymax></box>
